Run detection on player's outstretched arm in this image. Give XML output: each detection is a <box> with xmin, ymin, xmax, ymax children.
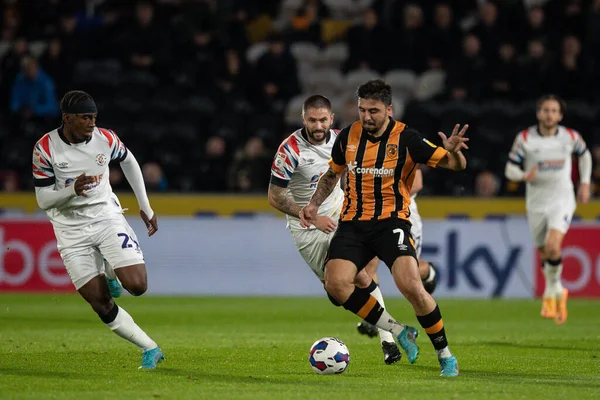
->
<box><xmin>300</xmin><ymin>167</ymin><xmax>342</xmax><ymax>228</ymax></box>
<box><xmin>436</xmin><ymin>124</ymin><xmax>469</xmax><ymax>171</ymax></box>
<box><xmin>119</xmin><ymin>150</ymin><xmax>157</xmax><ymax>236</ymax></box>
<box><xmin>268</xmin><ymin>184</ymin><xmax>302</xmax><ymax>218</ymax></box>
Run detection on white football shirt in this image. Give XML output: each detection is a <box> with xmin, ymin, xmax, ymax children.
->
<box><xmin>32</xmin><ymin>127</ymin><xmax>127</xmax><ymax>228</ymax></box>
<box><xmin>508</xmin><ymin>125</ymin><xmax>587</xmax><ymax>211</ymax></box>
<box><xmin>270</xmin><ymin>128</ymin><xmax>344</xmax><ymax>229</ymax></box>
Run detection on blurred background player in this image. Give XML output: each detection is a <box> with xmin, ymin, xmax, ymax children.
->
<box><xmin>268</xmin><ymin>94</ymin><xmax>405</xmax><ymax>365</ymax></box>
<box><xmin>300</xmin><ymin>80</ymin><xmax>469</xmax><ymax>377</ymax></box>
<box><xmin>32</xmin><ymin>90</ymin><xmax>163</xmax><ymax>369</ymax></box>
<box><xmin>505</xmin><ymin>94</ymin><xmax>592</xmax><ymax>325</ymax></box>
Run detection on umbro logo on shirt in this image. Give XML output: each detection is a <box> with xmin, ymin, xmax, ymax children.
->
<box><xmin>57</xmin><ymin>162</ymin><xmax>69</xmax><ymax>168</ymax></box>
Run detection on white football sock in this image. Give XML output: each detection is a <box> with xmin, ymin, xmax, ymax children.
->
<box><xmin>544</xmin><ymin>261</ymin><xmax>564</xmax><ymax>298</ymax></box>
<box><xmin>106</xmin><ymin>306</ymin><xmax>157</xmax><ymax>351</ymax></box>
<box><xmin>369</xmin><ymin>285</ymin><xmax>395</xmax><ymax>343</ymax></box>
<box><xmin>424</xmin><ymin>265</ymin><xmax>436</xmax><ymax>283</ymax></box>
<box><xmin>374</xmin><ymin>308</ymin><xmax>406</xmax><ymax>337</ymax></box>
<box><xmin>436</xmin><ymin>346</ymin><xmax>452</xmax><ymax>359</ymax></box>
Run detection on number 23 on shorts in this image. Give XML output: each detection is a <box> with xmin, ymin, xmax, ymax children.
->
<box><xmin>117</xmin><ymin>232</ymin><xmax>140</xmax><ymax>251</ymax></box>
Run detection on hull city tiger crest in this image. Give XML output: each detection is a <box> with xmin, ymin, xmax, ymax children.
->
<box><xmin>386</xmin><ymin>143</ymin><xmax>398</xmax><ymax>158</ymax></box>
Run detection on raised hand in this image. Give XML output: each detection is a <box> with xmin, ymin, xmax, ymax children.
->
<box><xmin>438</xmin><ymin>124</ymin><xmax>470</xmax><ymax>153</ymax></box>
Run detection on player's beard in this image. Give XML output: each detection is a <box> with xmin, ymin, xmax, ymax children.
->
<box><xmin>540</xmin><ymin>120</ymin><xmax>559</xmax><ymax>131</ymax></box>
<box><xmin>362</xmin><ymin>118</ymin><xmax>383</xmax><ymax>134</ymax></box>
<box><xmin>307</xmin><ymin>128</ymin><xmax>328</xmax><ymax>144</ymax></box>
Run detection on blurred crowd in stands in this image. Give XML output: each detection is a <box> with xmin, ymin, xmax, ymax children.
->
<box><xmin>0</xmin><ymin>0</ymin><xmax>599</xmax><ymax>197</ymax></box>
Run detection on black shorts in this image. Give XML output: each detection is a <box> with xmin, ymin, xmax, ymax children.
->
<box><xmin>326</xmin><ymin>218</ymin><xmax>417</xmax><ymax>271</ymax></box>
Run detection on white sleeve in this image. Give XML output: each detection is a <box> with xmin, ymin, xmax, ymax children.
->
<box><xmin>505</xmin><ymin>162</ymin><xmax>525</xmax><ymax>182</ymax></box>
<box><xmin>119</xmin><ymin>150</ymin><xmax>153</xmax><ymax>218</ymax></box>
<box><xmin>35</xmin><ymin>185</ymin><xmax>77</xmax><ymax>210</ymax></box>
<box><xmin>578</xmin><ymin>150</ymin><xmax>592</xmax><ymax>184</ymax></box>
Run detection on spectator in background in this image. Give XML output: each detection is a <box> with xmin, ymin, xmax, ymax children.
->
<box><xmin>215</xmin><ymin>48</ymin><xmax>250</xmax><ymax>104</ymax></box>
<box><xmin>0</xmin><ymin>170</ymin><xmax>20</xmax><ymax>192</ymax></box>
<box><xmin>548</xmin><ymin>35</ymin><xmax>589</xmax><ymax>101</ymax></box>
<box><xmin>337</xmin><ymin>96</ymin><xmax>360</xmax><ymax>128</ymax></box>
<box><xmin>39</xmin><ymin>38</ymin><xmax>72</xmax><ymax>95</ymax></box>
<box><xmin>522</xmin><ymin>7</ymin><xmax>553</xmax><ymax>51</ymax></box>
<box><xmin>10</xmin><ymin>56</ymin><xmax>59</xmax><ymax>120</ymax></box>
<box><xmin>57</xmin><ymin>11</ymin><xmax>83</xmax><ymax>58</ymax></box>
<box><xmin>388</xmin><ymin>4</ymin><xmax>428</xmax><ymax>73</ymax></box>
<box><xmin>1</xmin><ymin>2</ymin><xmax>21</xmax><ymax>40</ymax></box>
<box><xmin>426</xmin><ymin>3</ymin><xmax>462</xmax><ymax>70</ymax></box>
<box><xmin>228</xmin><ymin>136</ymin><xmax>271</xmax><ymax>192</ymax></box>
<box><xmin>586</xmin><ymin>0</ymin><xmax>600</xmax><ymax>58</ymax></box>
<box><xmin>109</xmin><ymin>166</ymin><xmax>129</xmax><ymax>192</ymax></box>
<box><xmin>474</xmin><ymin>170</ymin><xmax>500</xmax><ymax>197</ymax></box>
<box><xmin>254</xmin><ymin>32</ymin><xmax>300</xmax><ymax>104</ymax></box>
<box><xmin>518</xmin><ymin>39</ymin><xmax>551</xmax><ymax>99</ymax></box>
<box><xmin>0</xmin><ymin>37</ymin><xmax>29</xmax><ymax>112</ymax></box>
<box><xmin>546</xmin><ymin>0</ymin><xmax>585</xmax><ymax>39</ymax></box>
<box><xmin>196</xmin><ymin>136</ymin><xmax>228</xmax><ymax>192</ymax></box>
<box><xmin>470</xmin><ymin>2</ymin><xmax>506</xmax><ymax>62</ymax></box>
<box><xmin>121</xmin><ymin>1</ymin><xmax>165</xmax><ymax>74</ymax></box>
<box><xmin>488</xmin><ymin>42</ymin><xmax>519</xmax><ymax>100</ymax></box>
<box><xmin>447</xmin><ymin>34</ymin><xmax>487</xmax><ymax>101</ymax></box>
<box><xmin>344</xmin><ymin>8</ymin><xmax>388</xmax><ymax>73</ymax></box>
<box><xmin>288</xmin><ymin>0</ymin><xmax>324</xmax><ymax>45</ymax></box>
<box><xmin>180</xmin><ymin>27</ymin><xmax>224</xmax><ymax>90</ymax></box>
<box><xmin>142</xmin><ymin>161</ymin><xmax>168</xmax><ymax>192</ymax></box>
<box><xmin>223</xmin><ymin>6</ymin><xmax>250</xmax><ymax>52</ymax></box>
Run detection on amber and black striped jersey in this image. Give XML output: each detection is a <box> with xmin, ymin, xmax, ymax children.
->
<box><xmin>329</xmin><ymin>117</ymin><xmax>448</xmax><ymax>222</ymax></box>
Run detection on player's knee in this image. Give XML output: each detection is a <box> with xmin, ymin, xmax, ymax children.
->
<box><xmin>545</xmin><ymin>244</ymin><xmax>561</xmax><ymax>260</ymax></box>
<box><xmin>326</xmin><ymin>291</ymin><xmax>342</xmax><ymax>307</ymax></box>
<box><xmin>126</xmin><ymin>280</ymin><xmax>147</xmax><ymax>296</ymax></box>
<box><xmin>324</xmin><ymin>278</ymin><xmax>350</xmax><ymax>301</ymax></box>
<box><xmin>92</xmin><ymin>297</ymin><xmax>115</xmax><ymax>318</ymax></box>
<box><xmin>353</xmin><ymin>269</ymin><xmax>371</xmax><ymax>288</ymax></box>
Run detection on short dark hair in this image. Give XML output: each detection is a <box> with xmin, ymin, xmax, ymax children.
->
<box><xmin>536</xmin><ymin>94</ymin><xmax>566</xmax><ymax>114</ymax></box>
<box><xmin>60</xmin><ymin>90</ymin><xmax>94</xmax><ymax>114</ymax></box>
<box><xmin>356</xmin><ymin>79</ymin><xmax>392</xmax><ymax>106</ymax></box>
<box><xmin>302</xmin><ymin>95</ymin><xmax>331</xmax><ymax>113</ymax></box>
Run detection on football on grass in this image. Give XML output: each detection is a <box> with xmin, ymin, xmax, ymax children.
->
<box><xmin>308</xmin><ymin>337</ymin><xmax>350</xmax><ymax>375</ymax></box>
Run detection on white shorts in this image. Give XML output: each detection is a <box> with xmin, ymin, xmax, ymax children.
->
<box><xmin>527</xmin><ymin>203</ymin><xmax>576</xmax><ymax>248</ymax></box>
<box><xmin>410</xmin><ymin>210</ymin><xmax>423</xmax><ymax>259</ymax></box>
<box><xmin>290</xmin><ymin>227</ymin><xmax>333</xmax><ymax>281</ymax></box>
<box><xmin>54</xmin><ymin>215</ymin><xmax>145</xmax><ymax>289</ymax></box>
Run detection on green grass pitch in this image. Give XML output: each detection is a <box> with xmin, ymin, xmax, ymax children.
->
<box><xmin>1</xmin><ymin>295</ymin><xmax>599</xmax><ymax>400</ymax></box>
